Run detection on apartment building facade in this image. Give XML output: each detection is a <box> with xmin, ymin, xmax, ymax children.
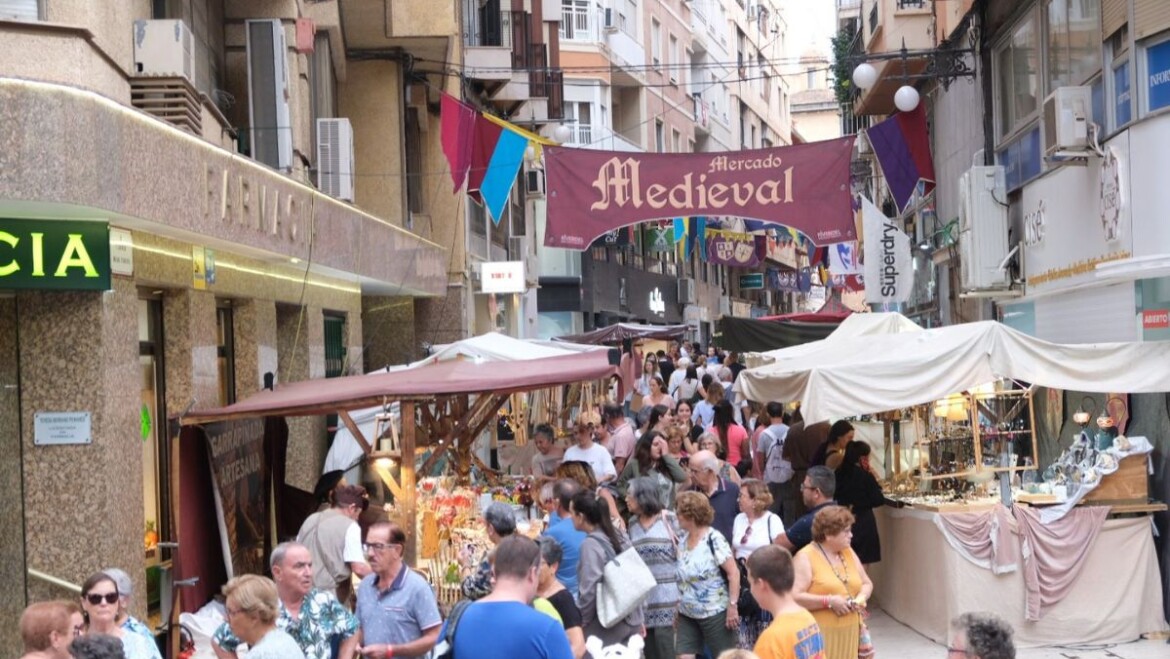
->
<box><xmin>0</xmin><ymin>0</ymin><xmax>463</xmax><ymax>646</ymax></box>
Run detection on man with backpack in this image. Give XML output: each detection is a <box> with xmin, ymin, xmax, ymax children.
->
<box><xmin>755</xmin><ymin>402</ymin><xmax>795</xmax><ymax>525</ymax></box>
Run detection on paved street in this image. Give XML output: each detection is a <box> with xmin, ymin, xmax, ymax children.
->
<box><xmin>868</xmin><ymin>607</ymin><xmax>1170</xmax><ymax>659</ymax></box>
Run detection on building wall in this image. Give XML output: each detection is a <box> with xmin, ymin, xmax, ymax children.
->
<box><xmin>0</xmin><ymin>299</ymin><xmax>25</xmax><ymax>651</ymax></box>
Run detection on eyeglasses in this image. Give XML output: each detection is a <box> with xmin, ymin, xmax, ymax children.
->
<box><xmin>946</xmin><ymin>648</ymin><xmax>970</xmax><ymax>656</ymax></box>
<box><xmin>72</xmin><ymin>625</ymin><xmax>84</xmax><ymax>637</ymax></box>
<box><xmin>740</xmin><ymin>524</ymin><xmax>753</xmax><ymax>545</ymax></box>
<box><xmin>800</xmin><ymin>484</ymin><xmax>818</xmax><ymax>491</ymax></box>
<box><xmin>225</xmin><ymin>606</ymin><xmax>245</xmax><ymax>619</ymax></box>
<box><xmin>85</xmin><ymin>592</ymin><xmax>119</xmax><ymax>606</ymax></box>
<box><xmin>364</xmin><ymin>542</ymin><xmax>400</xmax><ymax>553</ymax></box>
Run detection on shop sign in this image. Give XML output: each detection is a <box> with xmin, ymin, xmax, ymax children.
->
<box><xmin>739</xmin><ymin>273</ymin><xmax>764</xmax><ymax>290</ymax></box>
<box><xmin>0</xmin><ymin>219</ymin><xmax>111</xmax><ymax>291</ymax></box>
<box><xmin>480</xmin><ymin>261</ymin><xmax>526</xmax><ymax>294</ymax></box>
<box><xmin>1022</xmin><ymin>132</ymin><xmax>1132</xmax><ymax>294</ymax></box>
<box><xmin>649</xmin><ymin>287</ymin><xmax>666</xmax><ymax>316</ymax></box>
<box><xmin>33</xmin><ymin>411</ymin><xmax>92</xmax><ymax>446</ymax></box>
<box><xmin>1099</xmin><ymin>146</ymin><xmax>1124</xmax><ymax>242</ymax></box>
<box><xmin>1143</xmin><ymin>309</ymin><xmax>1169</xmax><ymax>330</ymax></box>
<box><xmin>109</xmin><ymin>228</ymin><xmax>134</xmax><ymax>277</ymax></box>
<box><xmin>1146</xmin><ymin>39</ymin><xmax>1170</xmax><ymax>114</ymax></box>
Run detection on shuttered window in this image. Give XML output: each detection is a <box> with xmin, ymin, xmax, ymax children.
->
<box><xmin>1135</xmin><ymin>0</ymin><xmax>1170</xmax><ymax>39</ymax></box>
<box><xmin>1102</xmin><ymin>0</ymin><xmax>1126</xmax><ymax>39</ymax></box>
<box><xmin>0</xmin><ymin>0</ymin><xmax>39</xmax><ymax>20</ymax></box>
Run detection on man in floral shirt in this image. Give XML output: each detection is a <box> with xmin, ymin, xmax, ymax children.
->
<box><xmin>212</xmin><ymin>542</ymin><xmax>358</xmax><ymax>659</ymax></box>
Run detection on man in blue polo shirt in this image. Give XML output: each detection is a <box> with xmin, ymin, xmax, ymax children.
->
<box><xmin>354</xmin><ymin>521</ymin><xmax>441</xmax><ymax>658</ymax></box>
<box><xmin>773</xmin><ymin>466</ymin><xmax>836</xmax><ymax>553</ymax></box>
<box><xmin>542</xmin><ymin>479</ymin><xmax>585</xmax><ymax>598</ymax></box>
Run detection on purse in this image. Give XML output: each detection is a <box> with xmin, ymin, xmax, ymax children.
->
<box><xmin>596</xmin><ymin>543</ymin><xmax>656</xmax><ymax>628</ymax></box>
<box><xmin>858</xmin><ymin>619</ymin><xmax>875</xmax><ymax>659</ymax></box>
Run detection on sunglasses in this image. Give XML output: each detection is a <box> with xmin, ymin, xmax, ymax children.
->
<box><xmin>85</xmin><ymin>592</ymin><xmax>119</xmax><ymax>606</ymax></box>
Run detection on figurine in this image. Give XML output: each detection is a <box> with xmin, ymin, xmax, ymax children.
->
<box><xmin>1094</xmin><ymin>413</ymin><xmax>1118</xmax><ymax>451</ymax></box>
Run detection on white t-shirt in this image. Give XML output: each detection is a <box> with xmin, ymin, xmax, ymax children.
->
<box><xmin>563</xmin><ymin>443</ymin><xmax>617</xmax><ymax>481</ymax></box>
<box><xmin>731</xmin><ymin>511</ymin><xmax>784</xmax><ymax>560</ymax></box>
<box><xmin>343</xmin><ymin>522</ymin><xmax>365</xmax><ymax>564</ymax></box>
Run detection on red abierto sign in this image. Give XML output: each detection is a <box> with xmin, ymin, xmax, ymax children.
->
<box><xmin>1143</xmin><ymin>309</ymin><xmax>1170</xmax><ymax>329</ymax></box>
<box><xmin>543</xmin><ymin>137</ymin><xmax>856</xmax><ymax>249</ymax></box>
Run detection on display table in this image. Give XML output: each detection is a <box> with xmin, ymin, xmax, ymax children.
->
<box><xmin>868</xmin><ymin>506</ymin><xmax>1168</xmax><ymax>647</ymax></box>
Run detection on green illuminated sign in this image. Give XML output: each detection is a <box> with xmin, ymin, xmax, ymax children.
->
<box><xmin>0</xmin><ymin>219</ymin><xmax>111</xmax><ymax>291</ymax></box>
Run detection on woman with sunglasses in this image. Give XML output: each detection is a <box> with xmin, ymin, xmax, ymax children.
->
<box><xmin>731</xmin><ymin>479</ymin><xmax>784</xmax><ymax>649</ymax></box>
<box><xmin>80</xmin><ymin>573</ymin><xmax>161</xmax><ymax>659</ymax></box>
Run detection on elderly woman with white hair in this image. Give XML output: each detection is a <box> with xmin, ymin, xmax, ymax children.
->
<box><xmin>221</xmin><ymin>575</ymin><xmax>305</xmax><ymax>659</ymax></box>
<box><xmin>625</xmin><ymin>476</ymin><xmax>680</xmax><ymax>659</ymax></box>
<box><xmin>460</xmin><ymin>501</ymin><xmax>518</xmax><ymax>600</ymax></box>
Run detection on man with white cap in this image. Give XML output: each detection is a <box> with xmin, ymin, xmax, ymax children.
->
<box><xmin>101</xmin><ymin>568</ymin><xmax>155</xmax><ymax>643</ymax></box>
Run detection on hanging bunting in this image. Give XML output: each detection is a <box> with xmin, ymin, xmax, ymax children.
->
<box><xmin>644</xmin><ymin>222</ymin><xmax>675</xmax><ymax>252</ymax></box>
<box><xmin>706</xmin><ymin>229</ymin><xmax>762</xmax><ymax>268</ymax></box>
<box><xmin>480</xmin><ymin>126</ymin><xmax>529</xmax><ymax>224</ymax></box>
<box><xmin>439</xmin><ymin>93</ymin><xmax>478</xmax><ymax>192</ymax></box>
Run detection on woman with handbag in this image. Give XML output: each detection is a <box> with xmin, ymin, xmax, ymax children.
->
<box><xmin>675</xmin><ymin>491</ymin><xmax>740</xmax><ymax>659</ymax></box>
<box><xmin>730</xmin><ymin>480</ymin><xmax>784</xmax><ymax>648</ymax></box>
<box><xmin>625</xmin><ymin>476</ymin><xmax>681</xmax><ymax>659</ymax></box>
<box><xmin>570</xmin><ymin>489</ymin><xmax>644</xmax><ymax>647</ymax></box>
<box><xmin>792</xmin><ymin>506</ymin><xmax>874</xmax><ymax>659</ymax></box>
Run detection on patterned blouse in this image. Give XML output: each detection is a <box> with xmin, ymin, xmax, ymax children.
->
<box><xmin>628</xmin><ymin>512</ymin><xmax>681</xmax><ymax>628</ymax></box>
<box><xmin>677</xmin><ymin>526</ymin><xmax>732</xmax><ymax>619</ymax></box>
<box><xmin>213</xmin><ymin>588</ymin><xmax>357</xmax><ymax>659</ymax></box>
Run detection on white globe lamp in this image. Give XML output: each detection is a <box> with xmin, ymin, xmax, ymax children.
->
<box><xmin>894</xmin><ymin>85</ymin><xmax>920</xmax><ymax>112</ymax></box>
<box><xmin>851</xmin><ymin>63</ymin><xmax>878</xmax><ymax>91</ymax></box>
<box><xmin>553</xmin><ymin>124</ymin><xmax>572</xmax><ymax>143</ymax></box>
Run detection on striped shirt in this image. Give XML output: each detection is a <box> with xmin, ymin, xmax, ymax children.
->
<box><xmin>627</xmin><ymin>513</ymin><xmax>680</xmax><ymax>628</ymax></box>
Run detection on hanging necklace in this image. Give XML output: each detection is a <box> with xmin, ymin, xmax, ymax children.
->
<box><xmin>815</xmin><ymin>542</ymin><xmax>850</xmax><ymax>587</ymax></box>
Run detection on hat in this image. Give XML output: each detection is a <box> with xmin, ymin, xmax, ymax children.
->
<box><xmin>312</xmin><ymin>470</ymin><xmax>346</xmax><ymax>503</ymax></box>
<box><xmin>575</xmin><ymin>410</ymin><xmax>601</xmax><ymax>429</ymax></box>
<box><xmin>102</xmin><ymin>568</ymin><xmax>132</xmax><ymax>597</ymax></box>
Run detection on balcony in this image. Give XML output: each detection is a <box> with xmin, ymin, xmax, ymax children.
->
<box><xmin>464</xmin><ymin>4</ymin><xmax>516</xmax><ymax>85</ymax></box>
<box><xmin>340</xmin><ymin>0</ymin><xmax>457</xmax><ymax>72</ymax></box>
<box><xmin>693</xmin><ymin>94</ymin><xmax>711</xmax><ymax>134</ymax></box>
<box><xmin>560</xmin><ymin>2</ymin><xmax>599</xmax><ymax>43</ymax></box>
<box><xmin>571</xmin><ymin>127</ymin><xmax>642</xmax><ymax>152</ymax></box>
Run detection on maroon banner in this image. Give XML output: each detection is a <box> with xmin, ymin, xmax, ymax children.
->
<box><xmin>543</xmin><ymin>137</ymin><xmax>856</xmax><ymax>249</ymax></box>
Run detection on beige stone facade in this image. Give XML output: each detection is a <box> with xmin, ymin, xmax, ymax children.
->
<box><xmin>0</xmin><ymin>0</ymin><xmax>464</xmax><ymax>649</ymax></box>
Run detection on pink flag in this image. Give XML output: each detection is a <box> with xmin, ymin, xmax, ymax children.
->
<box><xmin>440</xmin><ymin>93</ymin><xmax>477</xmax><ymax>192</ymax></box>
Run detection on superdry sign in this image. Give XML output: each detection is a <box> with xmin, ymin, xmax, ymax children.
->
<box><xmin>543</xmin><ymin>137</ymin><xmax>856</xmax><ymax>249</ymax></box>
<box><xmin>0</xmin><ymin>219</ymin><xmax>111</xmax><ymax>291</ymax></box>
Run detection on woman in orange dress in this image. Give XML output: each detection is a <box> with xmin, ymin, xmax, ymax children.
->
<box><xmin>791</xmin><ymin>505</ymin><xmax>873</xmax><ymax>659</ymax></box>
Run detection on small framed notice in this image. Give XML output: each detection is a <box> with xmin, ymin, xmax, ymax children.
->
<box><xmin>34</xmin><ymin>412</ymin><xmax>92</xmax><ymax>446</ymax></box>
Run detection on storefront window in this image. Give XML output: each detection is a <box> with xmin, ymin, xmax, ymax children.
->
<box><xmin>216</xmin><ymin>304</ymin><xmax>235</xmax><ymax>406</ymax></box>
<box><xmin>1144</xmin><ymin>35</ymin><xmax>1170</xmax><ymax>114</ymax></box>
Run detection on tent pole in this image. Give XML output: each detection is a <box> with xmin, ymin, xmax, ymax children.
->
<box><xmin>401</xmin><ymin>402</ymin><xmax>418</xmax><ymax>565</ymax></box>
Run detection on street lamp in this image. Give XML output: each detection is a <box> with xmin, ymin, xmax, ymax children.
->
<box><xmin>847</xmin><ymin>37</ymin><xmax>976</xmax><ymax>112</ymax></box>
<box><xmin>552</xmin><ymin>123</ymin><xmax>572</xmax><ymax>144</ymax></box>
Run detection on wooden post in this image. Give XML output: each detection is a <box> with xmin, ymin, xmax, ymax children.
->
<box><xmin>401</xmin><ymin>402</ymin><xmax>418</xmax><ymax>566</ymax></box>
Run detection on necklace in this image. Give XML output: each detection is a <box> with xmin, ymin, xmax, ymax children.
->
<box><xmin>815</xmin><ymin>542</ymin><xmax>851</xmax><ymax>588</ymax></box>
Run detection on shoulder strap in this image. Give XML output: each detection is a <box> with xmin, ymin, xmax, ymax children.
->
<box><xmin>445</xmin><ymin>599</ymin><xmax>474</xmax><ymax>648</ymax></box>
<box><xmin>766</xmin><ymin>514</ymin><xmax>774</xmax><ymax>541</ymax></box>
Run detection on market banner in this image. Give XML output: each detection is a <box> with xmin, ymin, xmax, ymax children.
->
<box><xmin>828</xmin><ymin>241</ymin><xmax>863</xmax><ymax>274</ymax></box>
<box><xmin>771</xmin><ymin>268</ymin><xmax>804</xmax><ymax>292</ymax></box>
<box><xmin>862</xmin><ymin>196</ymin><xmax>914</xmax><ymax>305</ymax></box>
<box><xmin>543</xmin><ymin>138</ymin><xmax>857</xmax><ymax>249</ymax></box>
<box><xmin>205</xmin><ymin>418</ymin><xmax>271</xmax><ymax>578</ymax></box>
<box><xmin>643</xmin><ymin>222</ymin><xmax>675</xmax><ymax>252</ymax></box>
<box><xmin>706</xmin><ymin>229</ymin><xmax>764</xmax><ymax>268</ymax></box>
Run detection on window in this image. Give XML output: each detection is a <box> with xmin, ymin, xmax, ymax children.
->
<box><xmin>1107</xmin><ymin>26</ymin><xmax>1131</xmax><ymax>129</ymax></box>
<box><xmin>138</xmin><ymin>295</ymin><xmax>168</xmax><ymax>614</ymax></box>
<box><xmin>405</xmin><ymin>108</ymin><xmax>424</xmax><ymax>216</ymax></box>
<box><xmin>656</xmin><ymin>120</ymin><xmax>665</xmax><ymax>152</ymax></box>
<box><xmin>2</xmin><ymin>0</ymin><xmax>41</xmax><ymax>20</ymax></box>
<box><xmin>1145</xmin><ymin>34</ymin><xmax>1170</xmax><ymax>114</ymax></box>
<box><xmin>652</xmin><ymin>20</ymin><xmax>662</xmax><ymax>68</ymax></box>
<box><xmin>561</xmin><ymin>0</ymin><xmax>593</xmax><ymax>41</ymax></box>
<box><xmin>309</xmin><ymin>32</ymin><xmax>337</xmax><ymax>159</ymax></box>
<box><xmin>1046</xmin><ymin>0</ymin><xmax>1101</xmax><ymax>92</ymax></box>
<box><xmin>669</xmin><ymin>35</ymin><xmax>679</xmax><ymax>83</ymax></box>
<box><xmin>807</xmin><ymin>67</ymin><xmax>816</xmax><ymax>89</ymax></box>
<box><xmin>995</xmin><ymin>10</ymin><xmax>1040</xmax><ymax>138</ymax></box>
<box><xmin>592</xmin><ymin>245</ymin><xmax>609</xmax><ymax>261</ymax></box>
<box><xmin>566</xmin><ymin>102</ymin><xmax>593</xmax><ymax>144</ymax></box>
<box><xmin>672</xmin><ymin>128</ymin><xmax>682</xmax><ymax>153</ymax></box>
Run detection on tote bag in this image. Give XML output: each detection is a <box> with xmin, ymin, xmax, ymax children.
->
<box><xmin>596</xmin><ymin>545</ymin><xmax>656</xmax><ymax>628</ymax></box>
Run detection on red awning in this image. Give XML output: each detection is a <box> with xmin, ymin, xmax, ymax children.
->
<box><xmin>756</xmin><ymin>311</ymin><xmax>852</xmax><ymax>323</ymax></box>
<box><xmin>182</xmin><ymin>349</ymin><xmax>619</xmax><ymax>423</ymax></box>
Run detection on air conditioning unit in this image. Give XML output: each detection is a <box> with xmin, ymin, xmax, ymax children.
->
<box><xmin>133</xmin><ymin>19</ymin><xmax>195</xmax><ymax>82</ymax></box>
<box><xmin>957</xmin><ymin>165</ymin><xmax>1011</xmax><ymax>291</ymax></box>
<box><xmin>525</xmin><ymin>168</ymin><xmax>546</xmax><ymax>197</ymax></box>
<box><xmin>603</xmin><ymin>8</ymin><xmax>617</xmax><ymax>32</ymax></box>
<box><xmin>316</xmin><ymin>118</ymin><xmax>355</xmax><ymax>201</ymax></box>
<box><xmin>678</xmin><ymin>277</ymin><xmax>696</xmax><ymax>304</ymax></box>
<box><xmin>1043</xmin><ymin>86</ymin><xmax>1091</xmax><ymax>157</ymax></box>
<box><xmin>247</xmin><ymin>19</ymin><xmax>293</xmax><ymax>172</ymax></box>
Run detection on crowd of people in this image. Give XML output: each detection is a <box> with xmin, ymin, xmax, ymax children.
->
<box><xmin>19</xmin><ymin>338</ymin><xmax>1019</xmax><ymax>659</ymax></box>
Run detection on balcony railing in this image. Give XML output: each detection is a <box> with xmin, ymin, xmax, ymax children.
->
<box><xmin>836</xmin><ymin>0</ymin><xmax>862</xmax><ymax>10</ymax></box>
<box><xmin>896</xmin><ymin>0</ymin><xmax>927</xmax><ymax>9</ymax></box>
<box><xmin>693</xmin><ymin>94</ymin><xmax>710</xmax><ymax>129</ymax></box>
<box><xmin>463</xmin><ymin>0</ymin><xmax>513</xmax><ymax>48</ymax></box>
<box><xmin>560</xmin><ymin>3</ymin><xmax>598</xmax><ymax>42</ymax></box>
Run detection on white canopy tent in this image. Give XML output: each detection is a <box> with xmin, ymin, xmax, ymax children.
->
<box><xmin>746</xmin><ymin>311</ymin><xmax>923</xmax><ymax>367</ymax></box>
<box><xmin>324</xmin><ymin>333</ymin><xmax>604</xmax><ymax>473</ymax></box>
<box><xmin>735</xmin><ymin>316</ymin><xmax>1170</xmax><ymax>425</ymax></box>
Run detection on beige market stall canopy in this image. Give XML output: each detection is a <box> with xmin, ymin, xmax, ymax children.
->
<box><xmin>736</xmin><ymin>316</ymin><xmax>1170</xmax><ymax>424</ymax></box>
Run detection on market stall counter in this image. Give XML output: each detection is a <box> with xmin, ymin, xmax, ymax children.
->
<box><xmin>868</xmin><ymin>505</ymin><xmax>1168</xmax><ymax>647</ymax></box>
